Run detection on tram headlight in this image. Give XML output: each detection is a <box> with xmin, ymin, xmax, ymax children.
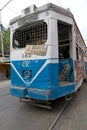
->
<box><xmin>23</xmin><ymin>70</ymin><xmax>31</xmax><ymax>79</ymax></box>
<box><xmin>25</xmin><ymin>71</ymin><xmax>31</xmax><ymax>78</ymax></box>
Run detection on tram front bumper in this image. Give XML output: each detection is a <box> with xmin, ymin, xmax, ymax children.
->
<box><xmin>28</xmin><ymin>88</ymin><xmax>52</xmax><ymax>100</ymax></box>
<box><xmin>10</xmin><ymin>86</ymin><xmax>27</xmax><ymax>98</ymax></box>
<box><xmin>10</xmin><ymin>86</ymin><xmax>52</xmax><ymax>100</ymax></box>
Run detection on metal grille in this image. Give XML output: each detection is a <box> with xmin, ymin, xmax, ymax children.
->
<box><xmin>13</xmin><ymin>22</ymin><xmax>47</xmax><ymax>48</ymax></box>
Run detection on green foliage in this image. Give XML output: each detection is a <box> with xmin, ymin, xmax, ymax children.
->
<box><xmin>3</xmin><ymin>27</ymin><xmax>10</xmax><ymax>55</ymax></box>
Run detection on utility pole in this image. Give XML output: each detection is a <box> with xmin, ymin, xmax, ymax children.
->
<box><xmin>0</xmin><ymin>0</ymin><xmax>13</xmax><ymax>58</ymax></box>
<box><xmin>0</xmin><ymin>10</ymin><xmax>4</xmax><ymax>58</ymax></box>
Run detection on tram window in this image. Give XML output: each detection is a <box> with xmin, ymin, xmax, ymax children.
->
<box><xmin>79</xmin><ymin>47</ymin><xmax>84</xmax><ymax>60</ymax></box>
<box><xmin>58</xmin><ymin>21</ymin><xmax>71</xmax><ymax>59</ymax></box>
<box><xmin>76</xmin><ymin>47</ymin><xmax>79</xmax><ymax>60</ymax></box>
<box><xmin>13</xmin><ymin>22</ymin><xmax>47</xmax><ymax>48</ymax></box>
<box><xmin>59</xmin><ymin>46</ymin><xmax>70</xmax><ymax>59</ymax></box>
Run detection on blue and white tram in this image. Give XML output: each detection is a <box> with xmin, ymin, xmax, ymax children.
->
<box><xmin>10</xmin><ymin>3</ymin><xmax>87</xmax><ymax>103</ymax></box>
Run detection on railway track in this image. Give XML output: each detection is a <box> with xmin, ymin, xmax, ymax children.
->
<box><xmin>47</xmin><ymin>91</ymin><xmax>79</xmax><ymax>130</ymax></box>
<box><xmin>0</xmin><ymin>81</ymin><xmax>80</xmax><ymax>130</ymax></box>
<box><xmin>20</xmin><ymin>95</ymin><xmax>71</xmax><ymax>130</ymax></box>
<box><xmin>47</xmin><ymin>100</ymin><xmax>71</xmax><ymax>130</ymax></box>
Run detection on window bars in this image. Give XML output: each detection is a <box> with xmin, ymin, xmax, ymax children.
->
<box><xmin>13</xmin><ymin>22</ymin><xmax>47</xmax><ymax>48</ymax></box>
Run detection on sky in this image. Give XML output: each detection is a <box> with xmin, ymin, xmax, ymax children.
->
<box><xmin>0</xmin><ymin>0</ymin><xmax>87</xmax><ymax>44</ymax></box>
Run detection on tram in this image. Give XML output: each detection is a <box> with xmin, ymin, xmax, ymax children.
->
<box><xmin>10</xmin><ymin>3</ymin><xmax>87</xmax><ymax>104</ymax></box>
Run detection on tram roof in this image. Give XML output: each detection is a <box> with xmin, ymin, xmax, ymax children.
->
<box><xmin>10</xmin><ymin>3</ymin><xmax>86</xmax><ymax>48</ymax></box>
<box><xmin>10</xmin><ymin>3</ymin><xmax>73</xmax><ymax>25</ymax></box>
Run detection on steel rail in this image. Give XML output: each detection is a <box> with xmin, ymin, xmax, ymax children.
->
<box><xmin>48</xmin><ymin>101</ymin><xmax>70</xmax><ymax>130</ymax></box>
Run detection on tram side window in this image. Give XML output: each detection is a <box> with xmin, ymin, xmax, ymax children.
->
<box><xmin>76</xmin><ymin>47</ymin><xmax>79</xmax><ymax>60</ymax></box>
<box><xmin>59</xmin><ymin>46</ymin><xmax>70</xmax><ymax>59</ymax></box>
<box><xmin>76</xmin><ymin>45</ymin><xmax>84</xmax><ymax>60</ymax></box>
<box><xmin>13</xmin><ymin>22</ymin><xmax>47</xmax><ymax>48</ymax></box>
<box><xmin>79</xmin><ymin>47</ymin><xmax>84</xmax><ymax>60</ymax></box>
<box><xmin>58</xmin><ymin>21</ymin><xmax>71</xmax><ymax>59</ymax></box>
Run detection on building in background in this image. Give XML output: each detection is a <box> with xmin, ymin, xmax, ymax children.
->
<box><xmin>0</xmin><ymin>56</ymin><xmax>10</xmax><ymax>81</ymax></box>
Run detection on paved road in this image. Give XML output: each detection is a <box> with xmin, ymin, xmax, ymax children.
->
<box><xmin>0</xmin><ymin>80</ymin><xmax>65</xmax><ymax>130</ymax></box>
<box><xmin>0</xmin><ymin>80</ymin><xmax>10</xmax><ymax>97</ymax></box>
<box><xmin>54</xmin><ymin>83</ymin><xmax>87</xmax><ymax>130</ymax></box>
<box><xmin>0</xmin><ymin>80</ymin><xmax>87</xmax><ymax>130</ymax></box>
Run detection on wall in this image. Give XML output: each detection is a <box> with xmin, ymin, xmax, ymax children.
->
<box><xmin>0</xmin><ymin>63</ymin><xmax>10</xmax><ymax>81</ymax></box>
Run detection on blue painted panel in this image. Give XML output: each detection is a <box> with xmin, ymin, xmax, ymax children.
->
<box><xmin>59</xmin><ymin>58</ymin><xmax>74</xmax><ymax>82</ymax></box>
<box><xmin>85</xmin><ymin>62</ymin><xmax>87</xmax><ymax>74</ymax></box>
<box><xmin>51</xmin><ymin>84</ymin><xmax>75</xmax><ymax>100</ymax></box>
<box><xmin>30</xmin><ymin>63</ymin><xmax>59</xmax><ymax>89</ymax></box>
<box><xmin>11</xmin><ymin>67</ymin><xmax>25</xmax><ymax>87</ymax></box>
<box><xmin>10</xmin><ymin>58</ymin><xmax>75</xmax><ymax>101</ymax></box>
<box><xmin>50</xmin><ymin>63</ymin><xmax>59</xmax><ymax>87</ymax></box>
<box><xmin>11</xmin><ymin>59</ymin><xmax>46</xmax><ymax>87</ymax></box>
<box><xmin>28</xmin><ymin>88</ymin><xmax>52</xmax><ymax>100</ymax></box>
<box><xmin>10</xmin><ymin>87</ymin><xmax>27</xmax><ymax>98</ymax></box>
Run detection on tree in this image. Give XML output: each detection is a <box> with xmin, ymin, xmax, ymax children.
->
<box><xmin>3</xmin><ymin>27</ymin><xmax>10</xmax><ymax>55</ymax></box>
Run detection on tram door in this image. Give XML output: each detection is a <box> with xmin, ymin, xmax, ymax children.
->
<box><xmin>58</xmin><ymin>21</ymin><xmax>72</xmax><ymax>59</ymax></box>
<box><xmin>58</xmin><ymin>21</ymin><xmax>73</xmax><ymax>83</ymax></box>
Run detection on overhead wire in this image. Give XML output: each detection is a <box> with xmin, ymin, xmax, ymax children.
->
<box><xmin>0</xmin><ymin>0</ymin><xmax>19</xmax><ymax>15</ymax></box>
<box><xmin>1</xmin><ymin>0</ymin><xmax>13</xmax><ymax>10</ymax></box>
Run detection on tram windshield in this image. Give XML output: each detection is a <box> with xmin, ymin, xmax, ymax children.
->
<box><xmin>13</xmin><ymin>21</ymin><xmax>47</xmax><ymax>49</ymax></box>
